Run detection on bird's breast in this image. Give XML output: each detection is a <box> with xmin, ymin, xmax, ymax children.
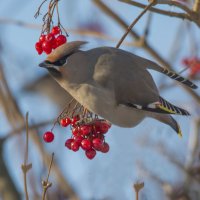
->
<box><xmin>69</xmin><ymin>83</ymin><xmax>145</xmax><ymax>128</ymax></box>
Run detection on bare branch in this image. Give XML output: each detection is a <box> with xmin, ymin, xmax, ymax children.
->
<box><xmin>119</xmin><ymin>0</ymin><xmax>200</xmax><ymax>26</ymax></box>
<box><xmin>119</xmin><ymin>0</ymin><xmax>192</xmax><ymax>21</ymax></box>
<box><xmin>21</xmin><ymin>113</ymin><xmax>32</xmax><ymax>200</ymax></box>
<box><xmin>42</xmin><ymin>153</ymin><xmax>54</xmax><ymax>200</ymax></box>
<box><xmin>116</xmin><ymin>0</ymin><xmax>156</xmax><ymax>48</ymax></box>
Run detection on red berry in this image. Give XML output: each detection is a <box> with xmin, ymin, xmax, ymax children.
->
<box><xmin>56</xmin><ymin>35</ymin><xmax>67</xmax><ymax>46</ymax></box>
<box><xmin>51</xmin><ymin>26</ymin><xmax>61</xmax><ymax>35</ymax></box>
<box><xmin>73</xmin><ymin>135</ymin><xmax>84</xmax><ymax>145</ymax></box>
<box><xmin>37</xmin><ymin>48</ymin><xmax>43</xmax><ymax>55</ymax></box>
<box><xmin>43</xmin><ymin>131</ymin><xmax>54</xmax><ymax>143</ymax></box>
<box><xmin>100</xmin><ymin>123</ymin><xmax>110</xmax><ymax>134</ymax></box>
<box><xmin>42</xmin><ymin>41</ymin><xmax>52</xmax><ymax>54</ymax></box>
<box><xmin>92</xmin><ymin>138</ymin><xmax>103</xmax><ymax>150</ymax></box>
<box><xmin>39</xmin><ymin>34</ymin><xmax>46</xmax><ymax>43</ymax></box>
<box><xmin>101</xmin><ymin>143</ymin><xmax>110</xmax><ymax>153</ymax></box>
<box><xmin>45</xmin><ymin>33</ymin><xmax>55</xmax><ymax>43</ymax></box>
<box><xmin>60</xmin><ymin>118</ymin><xmax>68</xmax><ymax>127</ymax></box>
<box><xmin>52</xmin><ymin>40</ymin><xmax>58</xmax><ymax>49</ymax></box>
<box><xmin>80</xmin><ymin>125</ymin><xmax>92</xmax><ymax>136</ymax></box>
<box><xmin>66</xmin><ymin>117</ymin><xmax>71</xmax><ymax>125</ymax></box>
<box><xmin>81</xmin><ymin>139</ymin><xmax>92</xmax><ymax>150</ymax></box>
<box><xmin>85</xmin><ymin>149</ymin><xmax>96</xmax><ymax>160</ymax></box>
<box><xmin>95</xmin><ymin>121</ymin><xmax>111</xmax><ymax>134</ymax></box>
<box><xmin>71</xmin><ymin>141</ymin><xmax>80</xmax><ymax>152</ymax></box>
<box><xmin>35</xmin><ymin>42</ymin><xmax>42</xmax><ymax>51</ymax></box>
<box><xmin>72</xmin><ymin>127</ymin><xmax>79</xmax><ymax>136</ymax></box>
<box><xmin>65</xmin><ymin>139</ymin><xmax>74</xmax><ymax>149</ymax></box>
<box><xmin>60</xmin><ymin>118</ymin><xmax>71</xmax><ymax>127</ymax></box>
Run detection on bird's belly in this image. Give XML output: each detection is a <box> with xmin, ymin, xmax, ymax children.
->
<box><xmin>72</xmin><ymin>84</ymin><xmax>145</xmax><ymax>128</ymax></box>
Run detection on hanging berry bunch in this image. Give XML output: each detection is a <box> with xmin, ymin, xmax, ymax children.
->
<box><xmin>182</xmin><ymin>57</ymin><xmax>200</xmax><ymax>78</ymax></box>
<box><xmin>34</xmin><ymin>0</ymin><xmax>68</xmax><ymax>55</ymax></box>
<box><xmin>43</xmin><ymin>99</ymin><xmax>112</xmax><ymax>160</ymax></box>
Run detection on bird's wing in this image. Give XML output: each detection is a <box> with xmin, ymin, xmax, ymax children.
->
<box><xmin>91</xmin><ymin>49</ymin><xmax>160</xmax><ymax>106</ymax></box>
<box><xmin>124</xmin><ymin>96</ymin><xmax>190</xmax><ymax>116</ymax></box>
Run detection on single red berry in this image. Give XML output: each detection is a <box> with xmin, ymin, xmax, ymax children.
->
<box><xmin>45</xmin><ymin>33</ymin><xmax>55</xmax><ymax>43</ymax></box>
<box><xmin>99</xmin><ymin>122</ymin><xmax>110</xmax><ymax>134</ymax></box>
<box><xmin>43</xmin><ymin>131</ymin><xmax>54</xmax><ymax>143</ymax></box>
<box><xmin>101</xmin><ymin>142</ymin><xmax>110</xmax><ymax>153</ymax></box>
<box><xmin>37</xmin><ymin>48</ymin><xmax>43</xmax><ymax>55</ymax></box>
<box><xmin>85</xmin><ymin>149</ymin><xmax>96</xmax><ymax>160</ymax></box>
<box><xmin>39</xmin><ymin>34</ymin><xmax>46</xmax><ymax>43</ymax></box>
<box><xmin>60</xmin><ymin>118</ymin><xmax>68</xmax><ymax>127</ymax></box>
<box><xmin>51</xmin><ymin>26</ymin><xmax>61</xmax><ymax>35</ymax></box>
<box><xmin>92</xmin><ymin>138</ymin><xmax>103</xmax><ymax>150</ymax></box>
<box><xmin>65</xmin><ymin>138</ymin><xmax>74</xmax><ymax>149</ymax></box>
<box><xmin>73</xmin><ymin>135</ymin><xmax>84</xmax><ymax>145</ymax></box>
<box><xmin>35</xmin><ymin>42</ymin><xmax>42</xmax><ymax>51</ymax></box>
<box><xmin>71</xmin><ymin>141</ymin><xmax>80</xmax><ymax>152</ymax></box>
<box><xmin>72</xmin><ymin>127</ymin><xmax>80</xmax><ymax>136</ymax></box>
<box><xmin>42</xmin><ymin>41</ymin><xmax>52</xmax><ymax>54</ymax></box>
<box><xmin>60</xmin><ymin>118</ymin><xmax>71</xmax><ymax>127</ymax></box>
<box><xmin>80</xmin><ymin>125</ymin><xmax>92</xmax><ymax>136</ymax></box>
<box><xmin>56</xmin><ymin>35</ymin><xmax>67</xmax><ymax>46</ymax></box>
<box><xmin>66</xmin><ymin>117</ymin><xmax>71</xmax><ymax>124</ymax></box>
<box><xmin>81</xmin><ymin>139</ymin><xmax>92</xmax><ymax>150</ymax></box>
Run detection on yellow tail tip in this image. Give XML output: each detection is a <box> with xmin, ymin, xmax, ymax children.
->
<box><xmin>177</xmin><ymin>125</ymin><xmax>182</xmax><ymax>138</ymax></box>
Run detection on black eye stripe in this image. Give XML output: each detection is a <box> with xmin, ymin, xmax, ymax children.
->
<box><xmin>52</xmin><ymin>58</ymin><xmax>67</xmax><ymax>66</ymax></box>
<box><xmin>45</xmin><ymin>52</ymin><xmax>75</xmax><ymax>66</ymax></box>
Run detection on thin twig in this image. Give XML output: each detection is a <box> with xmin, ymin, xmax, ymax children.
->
<box><xmin>116</xmin><ymin>0</ymin><xmax>156</xmax><ymax>48</ymax></box>
<box><xmin>119</xmin><ymin>0</ymin><xmax>199</xmax><ymax>26</ymax></box>
<box><xmin>42</xmin><ymin>153</ymin><xmax>54</xmax><ymax>200</ymax></box>
<box><xmin>133</xmin><ymin>182</ymin><xmax>144</xmax><ymax>200</ymax></box>
<box><xmin>21</xmin><ymin>112</ymin><xmax>32</xmax><ymax>200</ymax></box>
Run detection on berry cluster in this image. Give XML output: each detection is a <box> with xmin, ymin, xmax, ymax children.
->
<box><xmin>182</xmin><ymin>57</ymin><xmax>200</xmax><ymax>77</ymax></box>
<box><xmin>35</xmin><ymin>26</ymin><xmax>67</xmax><ymax>55</ymax></box>
<box><xmin>43</xmin><ymin>115</ymin><xmax>111</xmax><ymax>160</ymax></box>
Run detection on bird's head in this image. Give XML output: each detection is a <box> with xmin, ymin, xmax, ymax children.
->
<box><xmin>39</xmin><ymin>41</ymin><xmax>87</xmax><ymax>79</ymax></box>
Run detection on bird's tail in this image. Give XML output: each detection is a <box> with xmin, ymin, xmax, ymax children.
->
<box><xmin>140</xmin><ymin>57</ymin><xmax>198</xmax><ymax>89</ymax></box>
<box><xmin>161</xmin><ymin>68</ymin><xmax>197</xmax><ymax>89</ymax></box>
<box><xmin>149</xmin><ymin>113</ymin><xmax>182</xmax><ymax>138</ymax></box>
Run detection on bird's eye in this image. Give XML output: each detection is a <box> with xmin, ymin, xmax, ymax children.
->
<box><xmin>53</xmin><ymin>57</ymin><xmax>67</xmax><ymax>66</ymax></box>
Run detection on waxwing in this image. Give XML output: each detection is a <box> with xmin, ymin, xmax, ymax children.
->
<box><xmin>39</xmin><ymin>41</ymin><xmax>198</xmax><ymax>137</ymax></box>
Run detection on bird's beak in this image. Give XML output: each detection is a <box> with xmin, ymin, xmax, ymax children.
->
<box><xmin>39</xmin><ymin>61</ymin><xmax>52</xmax><ymax>68</ymax></box>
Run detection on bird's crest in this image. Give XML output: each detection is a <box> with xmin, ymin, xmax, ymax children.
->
<box><xmin>46</xmin><ymin>41</ymin><xmax>87</xmax><ymax>63</ymax></box>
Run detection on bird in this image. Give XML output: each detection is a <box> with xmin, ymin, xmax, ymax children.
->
<box><xmin>39</xmin><ymin>41</ymin><xmax>198</xmax><ymax>137</ymax></box>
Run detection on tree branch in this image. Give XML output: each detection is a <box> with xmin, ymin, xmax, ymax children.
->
<box><xmin>119</xmin><ymin>0</ymin><xmax>192</xmax><ymax>21</ymax></box>
<box><xmin>119</xmin><ymin>0</ymin><xmax>200</xmax><ymax>26</ymax></box>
